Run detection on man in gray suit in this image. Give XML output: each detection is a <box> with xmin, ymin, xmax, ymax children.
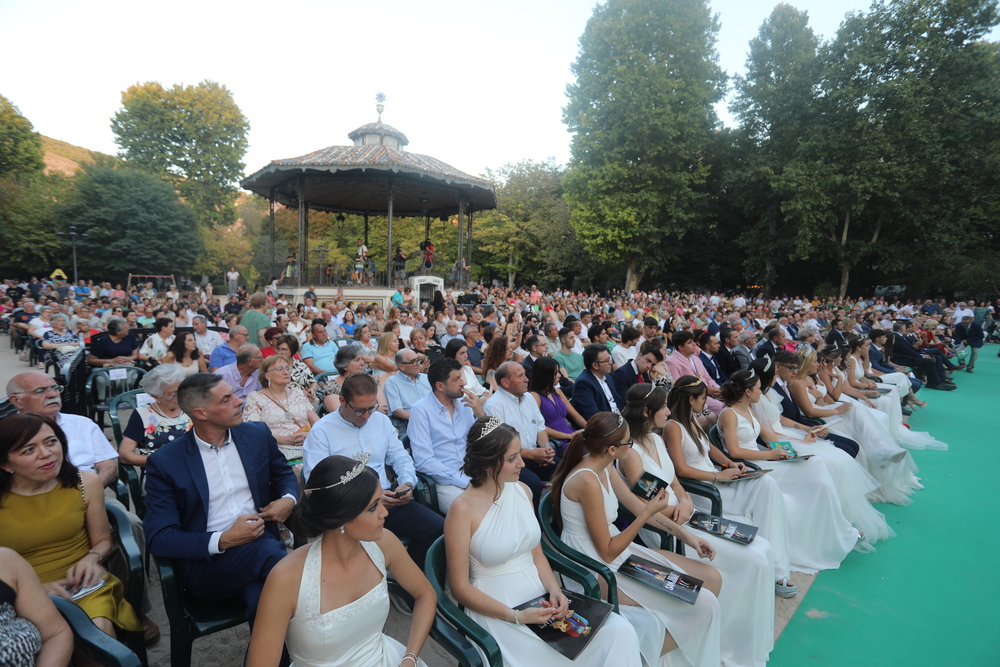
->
<box><xmin>732</xmin><ymin>330</ymin><xmax>757</xmax><ymax>371</ymax></box>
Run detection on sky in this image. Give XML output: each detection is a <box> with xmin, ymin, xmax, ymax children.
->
<box><xmin>2</xmin><ymin>0</ymin><xmax>997</xmax><ymax>181</ymax></box>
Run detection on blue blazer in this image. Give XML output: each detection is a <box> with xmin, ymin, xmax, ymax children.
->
<box><xmin>571</xmin><ymin>370</ymin><xmax>625</xmax><ymax>421</ymax></box>
<box><xmin>698</xmin><ymin>351</ymin><xmax>728</xmax><ymax>385</ymax></box>
<box><xmin>144</xmin><ymin>422</ymin><xmax>298</xmax><ymax>577</ymax></box>
<box><xmin>611</xmin><ymin>362</ymin><xmax>649</xmax><ymax>400</ymax></box>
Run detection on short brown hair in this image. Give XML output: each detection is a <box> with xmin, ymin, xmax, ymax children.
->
<box><xmin>258</xmin><ymin>355</ymin><xmax>291</xmax><ymax>389</ymax></box>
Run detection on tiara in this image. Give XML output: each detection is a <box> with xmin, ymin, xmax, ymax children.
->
<box><xmin>303</xmin><ymin>451</ymin><xmax>371</xmax><ymax>496</ymax></box>
<box><xmin>679</xmin><ymin>377</ymin><xmax>704</xmax><ymax>388</ymax></box>
<box><xmin>762</xmin><ymin>356</ymin><xmax>772</xmax><ymax>373</ymax></box>
<box><xmin>475</xmin><ymin>415</ymin><xmax>503</xmax><ymax>441</ymax></box>
<box><xmin>597</xmin><ymin>412</ymin><xmax>625</xmax><ymax>438</ymax></box>
<box><xmin>747</xmin><ymin>368</ymin><xmax>757</xmax><ymax>379</ymax></box>
<box><xmin>643</xmin><ymin>383</ymin><xmax>656</xmax><ymax>398</ymax></box>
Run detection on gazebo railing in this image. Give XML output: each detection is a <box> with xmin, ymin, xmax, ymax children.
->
<box><xmin>271</xmin><ymin>259</ymin><xmax>471</xmax><ymax>291</ymax></box>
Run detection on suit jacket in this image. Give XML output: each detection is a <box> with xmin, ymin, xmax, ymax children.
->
<box><xmin>665</xmin><ymin>353</ymin><xmax>720</xmax><ymax>391</ymax></box>
<box><xmin>698</xmin><ymin>351</ymin><xmax>728</xmax><ymax>385</ymax></box>
<box><xmin>770</xmin><ymin>383</ymin><xmax>811</xmax><ymax>427</ymax></box>
<box><xmin>732</xmin><ymin>344</ymin><xmax>755</xmax><ymax>371</ymax></box>
<box><xmin>954</xmin><ymin>322</ymin><xmax>984</xmax><ymax>348</ymax></box>
<box><xmin>825</xmin><ymin>329</ymin><xmax>848</xmax><ymax>349</ymax></box>
<box><xmin>521</xmin><ymin>355</ymin><xmax>536</xmax><ymax>380</ymax></box>
<box><xmin>716</xmin><ymin>346</ymin><xmax>740</xmax><ymax>378</ymax></box>
<box><xmin>144</xmin><ymin>421</ymin><xmax>298</xmax><ymax>580</ymax></box>
<box><xmin>612</xmin><ymin>360</ymin><xmax>650</xmax><ymax>399</ymax></box>
<box><xmin>754</xmin><ymin>339</ymin><xmax>778</xmax><ymax>361</ymax></box>
<box><xmin>889</xmin><ymin>332</ymin><xmax>925</xmax><ymax>365</ymax></box>
<box><xmin>571</xmin><ymin>370</ymin><xmax>624</xmax><ymax>421</ymax></box>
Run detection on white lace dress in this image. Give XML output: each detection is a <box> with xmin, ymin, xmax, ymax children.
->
<box><xmin>633</xmin><ymin>435</ymin><xmax>775</xmax><ymax>667</ymax></box>
<box><xmin>720</xmin><ymin>408</ymin><xmax>859</xmax><ymax>574</ymax></box>
<box><xmin>559</xmin><ymin>468</ymin><xmax>722</xmax><ymax>667</ymax></box>
<box><xmin>285</xmin><ymin>539</ymin><xmax>425</xmax><ymax>667</ymax></box>
<box><xmin>469</xmin><ymin>483</ymin><xmax>642</xmax><ymax>666</ymax></box>
<box><xmin>843</xmin><ymin>364</ymin><xmax>948</xmax><ymax>451</ymax></box>
<box><xmin>752</xmin><ymin>389</ymin><xmax>893</xmax><ymax>551</ymax></box>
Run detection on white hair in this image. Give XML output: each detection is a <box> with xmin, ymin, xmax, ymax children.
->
<box><xmin>139</xmin><ymin>364</ymin><xmax>186</xmax><ymax>397</ymax></box>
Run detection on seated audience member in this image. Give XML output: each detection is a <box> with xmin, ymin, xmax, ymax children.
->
<box><xmin>665</xmin><ymin>330</ymin><xmax>723</xmax><ymax>421</ymax></box>
<box><xmin>528</xmin><ymin>356</ymin><xmax>586</xmax><ymax>452</ymax></box>
<box><xmin>208</xmin><ymin>325</ymin><xmax>249</xmax><ymax>371</ymax></box>
<box><xmin>824</xmin><ymin>318</ymin><xmax>848</xmax><ymax>350</ymax></box>
<box><xmin>143</xmin><ymin>373</ymin><xmax>298</xmax><ymax>627</ymax></box>
<box><xmin>246</xmin><ymin>454</ymin><xmax>436</xmax><ymax>667</ymax></box>
<box><xmin>0</xmin><ymin>546</ymin><xmax>74</xmax><ymax>666</ymax></box>
<box><xmin>138</xmin><ymin>318</ymin><xmax>176</xmax><ymax>364</ymax></box>
<box><xmin>438</xmin><ymin>320</ymin><xmax>461</xmax><ymax>347</ymax></box>
<box><xmin>408</xmin><ymin>358</ymin><xmax>486</xmax><ymax>513</ymax></box>
<box><xmin>40</xmin><ymin>313</ymin><xmax>80</xmax><ymax>369</ymax></box>
<box><xmin>273</xmin><ymin>334</ymin><xmax>318</xmax><ymax>400</ymax></box>
<box><xmin>953</xmin><ymin>315</ymin><xmax>984</xmax><ymax>373</ymax></box>
<box><xmin>462</xmin><ymin>324</ymin><xmax>484</xmax><ymax>375</ymax></box>
<box><xmin>119</xmin><ymin>364</ymin><xmax>192</xmax><ymax>468</ymax></box>
<box><xmin>481</xmin><ymin>333</ymin><xmax>512</xmax><ymax>393</ymax></box>
<box><xmin>443</xmin><ymin>339</ymin><xmax>491</xmax><ymax>399</ymax></box>
<box><xmin>321</xmin><ymin>344</ymin><xmax>389</xmax><ymax>416</ymax></box>
<box><xmin>303</xmin><ymin>373</ymin><xmax>444</xmax><ymax>568</ymax></box>
<box><xmin>552</xmin><ymin>327</ymin><xmax>585</xmax><ymax>381</ymax></box>
<box><xmin>571</xmin><ymin>343</ymin><xmax>624</xmax><ymax>421</ymax></box>
<box><xmin>192</xmin><ymin>315</ymin><xmax>225</xmax><ymax>358</ymax></box>
<box><xmin>868</xmin><ymin>330</ymin><xmax>923</xmax><ymax>398</ymax></box>
<box><xmin>72</xmin><ymin>315</ymin><xmax>100</xmax><ymax>345</ymax></box>
<box><xmin>889</xmin><ymin>322</ymin><xmax>954</xmax><ymax>391</ymax></box>
<box><xmin>542</xmin><ymin>321</ymin><xmax>561</xmax><ymax>354</ymax></box>
<box><xmin>88</xmin><ymin>317</ymin><xmax>139</xmax><ymax>367</ymax></box>
<box><xmin>300</xmin><ymin>322</ymin><xmax>337</xmax><ymax>375</ymax></box>
<box><xmin>259</xmin><ymin>327</ymin><xmax>285</xmax><ymax>358</ymax></box>
<box><xmin>611</xmin><ymin>341</ymin><xmax>661</xmax><ymax>399</ymax></box>
<box><xmin>753</xmin><ymin>325</ymin><xmax>784</xmax><ymax>361</ymax></box>
<box><xmin>213</xmin><ymin>345</ymin><xmax>263</xmax><ymax>403</ymax></box>
<box><xmin>483</xmin><ymin>362</ymin><xmax>553</xmax><ymax>502</ymax></box>
<box><xmin>716</xmin><ymin>327</ymin><xmax>741</xmax><ymax>378</ymax></box>
<box><xmin>0</xmin><ymin>413</ymin><xmax>143</xmax><ymax>640</ymax></box>
<box><xmin>243</xmin><ymin>355</ymin><xmax>319</xmax><ymax>480</ymax></box>
<box><xmin>409</xmin><ymin>327</ymin><xmax>442</xmax><ymax>363</ymax></box>
<box><xmin>611</xmin><ymin>325</ymin><xmax>642</xmax><ymax>368</ymax></box>
<box><xmin>733</xmin><ymin>329</ymin><xmax>757</xmax><ymax>371</ymax></box>
<box><xmin>161</xmin><ymin>330</ymin><xmax>208</xmax><ymax>377</ymax></box>
<box><xmin>520</xmin><ymin>334</ymin><xmax>548</xmax><ymax>380</ymax></box>
<box><xmin>373</xmin><ymin>332</ymin><xmax>400</xmax><ymax>380</ymax></box>
<box><xmin>384</xmin><ymin>349</ymin><xmax>432</xmax><ymax>434</ymax></box>
<box><xmin>698</xmin><ymin>332</ymin><xmax>729</xmax><ymax>385</ymax></box>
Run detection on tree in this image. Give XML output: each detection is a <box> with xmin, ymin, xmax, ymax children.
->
<box><xmin>0</xmin><ymin>95</ymin><xmax>45</xmax><ymax>179</ymax></box>
<box><xmin>0</xmin><ymin>172</ymin><xmax>74</xmax><ymax>275</ymax></box>
<box><xmin>563</xmin><ymin>0</ymin><xmax>725</xmax><ymax>291</ymax></box>
<box><xmin>111</xmin><ymin>81</ymin><xmax>250</xmax><ymax>227</ymax></box>
<box><xmin>60</xmin><ymin>167</ymin><xmax>202</xmax><ymax>276</ymax></box>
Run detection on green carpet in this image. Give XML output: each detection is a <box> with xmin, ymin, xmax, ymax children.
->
<box><xmin>769</xmin><ymin>348</ymin><xmax>1000</xmax><ymax>666</ymax></box>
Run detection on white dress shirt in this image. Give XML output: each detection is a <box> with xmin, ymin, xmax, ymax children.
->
<box><xmin>595</xmin><ymin>373</ymin><xmax>620</xmax><ymax>411</ymax></box>
<box><xmin>483</xmin><ymin>388</ymin><xmax>546</xmax><ymax>449</ymax></box>
<box><xmin>193</xmin><ymin>429</ymin><xmax>256</xmax><ymax>555</ymax></box>
<box><xmin>194</xmin><ymin>330</ymin><xmax>225</xmax><ymax>357</ymax></box>
<box><xmin>58</xmin><ymin>412</ymin><xmax>118</xmax><ymax>474</ymax></box>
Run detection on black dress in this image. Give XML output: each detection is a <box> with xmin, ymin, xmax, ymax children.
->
<box><xmin>0</xmin><ymin>578</ymin><xmax>42</xmax><ymax>667</ymax></box>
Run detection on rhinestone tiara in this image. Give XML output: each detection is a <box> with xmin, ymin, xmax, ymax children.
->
<box><xmin>474</xmin><ymin>415</ymin><xmax>503</xmax><ymax>441</ymax></box>
<box><xmin>304</xmin><ymin>451</ymin><xmax>371</xmax><ymax>496</ymax></box>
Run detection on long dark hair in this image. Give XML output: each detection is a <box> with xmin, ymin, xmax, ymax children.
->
<box><xmin>443</xmin><ymin>338</ymin><xmax>465</xmax><ymax>359</ymax></box>
<box><xmin>167</xmin><ymin>331</ymin><xmax>201</xmax><ymax>361</ymax></box>
<box><xmin>750</xmin><ymin>356</ymin><xmax>775</xmax><ymax>391</ymax></box>
<box><xmin>621</xmin><ymin>383</ymin><xmax>667</xmax><ymax>447</ymax></box>
<box><xmin>462</xmin><ymin>417</ymin><xmax>520</xmax><ymax>497</ymax></box>
<box><xmin>666</xmin><ymin>376</ymin><xmax>709</xmax><ymax>455</ymax></box>
<box><xmin>0</xmin><ymin>413</ymin><xmax>79</xmax><ymax>504</ymax></box>
<box><xmin>550</xmin><ymin>412</ymin><xmax>628</xmax><ymax>523</ymax></box>
<box><xmin>289</xmin><ymin>456</ymin><xmax>380</xmax><ymax>539</ymax></box>
<box><xmin>482</xmin><ymin>333</ymin><xmax>509</xmax><ymax>374</ymax></box>
<box><xmin>526</xmin><ymin>356</ymin><xmax>560</xmax><ymax>396</ymax></box>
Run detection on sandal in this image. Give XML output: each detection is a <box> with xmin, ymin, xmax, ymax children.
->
<box><xmin>775</xmin><ymin>579</ymin><xmax>798</xmax><ymax>598</ymax></box>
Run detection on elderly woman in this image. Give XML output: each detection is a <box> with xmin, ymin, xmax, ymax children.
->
<box><xmin>41</xmin><ymin>314</ymin><xmax>79</xmax><ymax>369</ymax></box>
<box><xmin>119</xmin><ymin>364</ymin><xmax>191</xmax><ymax>467</ymax></box>
<box><xmin>87</xmin><ymin>318</ymin><xmax>139</xmax><ymax>368</ymax></box>
<box><xmin>0</xmin><ymin>413</ymin><xmax>142</xmax><ymax>639</ymax></box>
<box><xmin>442</xmin><ymin>338</ymin><xmax>491</xmax><ymax>399</ymax></box>
<box><xmin>28</xmin><ymin>306</ymin><xmax>54</xmax><ymax>341</ymax></box>
<box><xmin>796</xmin><ymin>325</ymin><xmax>821</xmax><ymax>353</ymax></box>
<box><xmin>243</xmin><ymin>355</ymin><xmax>320</xmax><ymax>472</ymax></box>
<box><xmin>260</xmin><ymin>327</ymin><xmax>285</xmax><ymax>358</ymax></box>
<box><xmin>286</xmin><ymin>309</ymin><xmax>308</xmax><ymax>344</ymax></box>
<box><xmin>272</xmin><ymin>334</ymin><xmax>317</xmax><ymax>401</ymax></box>
<box><xmin>352</xmin><ymin>323</ymin><xmax>377</xmax><ymax>362</ymax></box>
<box><xmin>321</xmin><ymin>344</ymin><xmax>389</xmax><ymax>415</ymax></box>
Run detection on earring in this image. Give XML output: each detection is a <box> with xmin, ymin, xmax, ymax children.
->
<box><xmin>339</xmin><ymin>526</ymin><xmax>345</xmax><ymax>534</ymax></box>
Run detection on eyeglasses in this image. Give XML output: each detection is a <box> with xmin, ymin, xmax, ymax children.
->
<box><xmin>268</xmin><ymin>367</ymin><xmax>290</xmax><ymax>374</ymax></box>
<box><xmin>597</xmin><ymin>357</ymin><xmax>612</xmax><ymax>365</ymax></box>
<box><xmin>11</xmin><ymin>384</ymin><xmax>61</xmax><ymax>397</ymax></box>
<box><xmin>400</xmin><ymin>357</ymin><xmax>428</xmax><ymax>365</ymax></box>
<box><xmin>617</xmin><ymin>439</ymin><xmax>635</xmax><ymax>448</ymax></box>
<box><xmin>779</xmin><ymin>364</ymin><xmax>800</xmax><ymax>371</ymax></box>
<box><xmin>345</xmin><ymin>399</ymin><xmax>380</xmax><ymax>416</ymax></box>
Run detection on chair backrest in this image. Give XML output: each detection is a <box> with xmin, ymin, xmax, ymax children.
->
<box><xmin>314</xmin><ymin>371</ymin><xmax>335</xmax><ymax>402</ymax></box>
<box><xmin>51</xmin><ymin>596</ymin><xmax>142</xmax><ymax>667</ymax></box>
<box><xmin>87</xmin><ymin>366</ymin><xmax>146</xmax><ymax>410</ymax></box>
<box><xmin>332</xmin><ymin>337</ymin><xmax>354</xmax><ymax>348</ymax></box>
<box><xmin>108</xmin><ymin>389</ymin><xmax>150</xmax><ymax>448</ymax></box>
<box><xmin>708</xmin><ymin>423</ymin><xmax>760</xmax><ymax>471</ymax></box>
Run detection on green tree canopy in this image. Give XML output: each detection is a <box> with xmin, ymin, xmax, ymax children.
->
<box><xmin>0</xmin><ymin>95</ymin><xmax>45</xmax><ymax>179</ymax></box>
<box><xmin>60</xmin><ymin>167</ymin><xmax>202</xmax><ymax>276</ymax></box>
<box><xmin>0</xmin><ymin>172</ymin><xmax>74</xmax><ymax>276</ymax></box>
<box><xmin>563</xmin><ymin>0</ymin><xmax>725</xmax><ymax>291</ymax></box>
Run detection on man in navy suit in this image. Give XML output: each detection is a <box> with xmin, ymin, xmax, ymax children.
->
<box><xmin>698</xmin><ymin>332</ymin><xmax>729</xmax><ymax>385</ymax></box>
<box><xmin>144</xmin><ymin>373</ymin><xmax>298</xmax><ymax>625</ymax></box>
<box><xmin>753</xmin><ymin>326</ymin><xmax>784</xmax><ymax>361</ymax></box>
<box><xmin>572</xmin><ymin>344</ymin><xmax>625</xmax><ymax>421</ymax></box>
<box><xmin>767</xmin><ymin>352</ymin><xmax>860</xmax><ymax>458</ymax></box>
<box><xmin>611</xmin><ymin>342</ymin><xmax>661</xmax><ymax>398</ymax></box>
<box><xmin>889</xmin><ymin>323</ymin><xmax>955</xmax><ymax>390</ymax></box>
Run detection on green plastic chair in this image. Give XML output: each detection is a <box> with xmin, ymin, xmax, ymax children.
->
<box><xmin>109</xmin><ymin>389</ymin><xmax>149</xmax><ymax>518</ymax></box>
<box><xmin>105</xmin><ymin>502</ymin><xmax>148</xmax><ymax>666</ymax></box>
<box><xmin>537</xmin><ymin>492</ymin><xmax>619</xmax><ymax>611</ymax></box>
<box><xmin>86</xmin><ymin>366</ymin><xmax>146</xmax><ymax>428</ymax></box>
<box><xmin>399</xmin><ymin>434</ymin><xmax>442</xmax><ymax>515</ymax></box>
<box><xmin>153</xmin><ymin>556</ymin><xmax>246</xmax><ymax>667</ymax></box>
<box><xmin>708</xmin><ymin>425</ymin><xmax>761</xmax><ymax>471</ymax></box>
<box><xmin>51</xmin><ymin>596</ymin><xmax>143</xmax><ymax>667</ymax></box>
<box><xmin>423</xmin><ymin>535</ymin><xmax>604</xmax><ymax>667</ymax></box>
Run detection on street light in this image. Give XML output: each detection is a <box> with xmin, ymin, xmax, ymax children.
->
<box><xmin>311</xmin><ymin>245</ymin><xmax>328</xmax><ymax>285</ymax></box>
<box><xmin>57</xmin><ymin>226</ymin><xmax>88</xmax><ymax>285</ymax></box>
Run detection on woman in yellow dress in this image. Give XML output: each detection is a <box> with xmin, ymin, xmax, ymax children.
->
<box><xmin>0</xmin><ymin>412</ymin><xmax>141</xmax><ymax>638</ymax></box>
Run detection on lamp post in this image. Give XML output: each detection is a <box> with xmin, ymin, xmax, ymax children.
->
<box><xmin>311</xmin><ymin>245</ymin><xmax>328</xmax><ymax>285</ymax></box>
<box><xmin>57</xmin><ymin>226</ymin><xmax>88</xmax><ymax>285</ymax></box>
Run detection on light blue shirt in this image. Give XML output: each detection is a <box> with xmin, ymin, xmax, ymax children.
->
<box><xmin>214</xmin><ymin>363</ymin><xmax>261</xmax><ymax>403</ymax></box>
<box><xmin>302</xmin><ymin>409</ymin><xmax>417</xmax><ymax>490</ymax></box>
<box><xmin>408</xmin><ymin>392</ymin><xmax>475</xmax><ymax>488</ymax></box>
<box><xmin>301</xmin><ymin>339</ymin><xmax>337</xmax><ymax>373</ymax></box>
<box><xmin>384</xmin><ymin>372</ymin><xmax>431</xmax><ymax>416</ymax></box>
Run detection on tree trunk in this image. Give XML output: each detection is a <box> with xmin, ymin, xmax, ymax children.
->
<box><xmin>839</xmin><ymin>265</ymin><xmax>850</xmax><ymax>299</ymax></box>
<box><xmin>625</xmin><ymin>256</ymin><xmax>644</xmax><ymax>292</ymax></box>
<box><xmin>764</xmin><ymin>217</ymin><xmax>776</xmax><ymax>297</ymax></box>
<box><xmin>508</xmin><ymin>253</ymin><xmax>517</xmax><ymax>289</ymax></box>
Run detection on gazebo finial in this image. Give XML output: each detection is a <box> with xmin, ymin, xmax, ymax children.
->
<box><xmin>376</xmin><ymin>92</ymin><xmax>386</xmax><ymax>121</ymax></box>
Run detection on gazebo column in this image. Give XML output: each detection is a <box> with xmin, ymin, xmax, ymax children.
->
<box><xmin>386</xmin><ymin>176</ymin><xmax>395</xmax><ymax>287</ymax></box>
<box><xmin>297</xmin><ymin>177</ymin><xmax>308</xmax><ymax>287</ymax></box>
<box><xmin>364</xmin><ymin>212</ymin><xmax>369</xmax><ymax>248</ymax></box>
<box><xmin>457</xmin><ymin>197</ymin><xmax>465</xmax><ymax>283</ymax></box>
<box><xmin>466</xmin><ymin>209</ymin><xmax>473</xmax><ymax>283</ymax></box>
<box><xmin>269</xmin><ymin>187</ymin><xmax>276</xmax><ymax>282</ymax></box>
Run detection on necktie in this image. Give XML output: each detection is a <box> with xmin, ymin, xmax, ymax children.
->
<box><xmin>637</xmin><ymin>370</ymin><xmax>643</xmax><ymax>383</ymax></box>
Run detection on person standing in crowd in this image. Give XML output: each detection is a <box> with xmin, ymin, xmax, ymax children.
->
<box><xmin>226</xmin><ymin>267</ymin><xmax>240</xmax><ymax>297</ymax></box>
<box><xmin>240</xmin><ymin>293</ymin><xmax>271</xmax><ymax>348</ymax></box>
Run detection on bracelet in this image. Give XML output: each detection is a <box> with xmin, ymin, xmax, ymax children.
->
<box><xmin>713</xmin><ymin>472</ymin><xmax>718</xmax><ymax>482</ymax></box>
<box><xmin>86</xmin><ymin>550</ymin><xmax>103</xmax><ymax>562</ymax></box>
<box><xmin>514</xmin><ymin>608</ymin><xmax>521</xmax><ymax>625</ymax></box>
<box><xmin>401</xmin><ymin>653</ymin><xmax>418</xmax><ymax>665</ymax></box>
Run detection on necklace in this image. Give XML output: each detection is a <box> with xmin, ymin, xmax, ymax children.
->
<box><xmin>262</xmin><ymin>387</ymin><xmax>295</xmax><ymax>422</ymax></box>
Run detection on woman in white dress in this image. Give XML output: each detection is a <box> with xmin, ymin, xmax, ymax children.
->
<box><xmin>718</xmin><ymin>370</ymin><xmax>860</xmax><ymax>574</ymax></box>
<box><xmin>620</xmin><ymin>384</ymin><xmax>776</xmax><ymax>667</ymax></box>
<box><xmin>789</xmin><ymin>348</ymin><xmax>921</xmax><ymax>506</ymax></box>
<box><xmin>664</xmin><ymin>376</ymin><xmax>796</xmax><ymax>597</ymax></box>
<box><xmin>552</xmin><ymin>412</ymin><xmax>724</xmax><ymax>667</ymax></box>
<box><xmin>248</xmin><ymin>455</ymin><xmax>436</xmax><ymax>667</ymax></box>
<box><xmin>749</xmin><ymin>355</ymin><xmax>893</xmax><ymax>552</ymax></box>
<box><xmin>842</xmin><ymin>338</ymin><xmax>948</xmax><ymax>451</ymax></box>
<box><xmin>445</xmin><ymin>416</ymin><xmax>642</xmax><ymax>667</ymax></box>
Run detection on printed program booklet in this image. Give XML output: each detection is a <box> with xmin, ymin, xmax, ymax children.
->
<box><xmin>618</xmin><ymin>555</ymin><xmax>703</xmax><ymax>605</ymax></box>
<box><xmin>513</xmin><ymin>589</ymin><xmax>614</xmax><ymax>659</ymax></box>
<box><xmin>715</xmin><ymin>469</ymin><xmax>772</xmax><ymax>483</ymax></box>
<box><xmin>687</xmin><ymin>511</ymin><xmax>758</xmax><ymax>545</ymax></box>
<box><xmin>631</xmin><ymin>471</ymin><xmax>669</xmax><ymax>501</ymax></box>
<box><xmin>767</xmin><ymin>441</ymin><xmax>813</xmax><ymax>462</ymax></box>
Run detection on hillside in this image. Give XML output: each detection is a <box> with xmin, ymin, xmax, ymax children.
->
<box><xmin>41</xmin><ymin>135</ymin><xmax>118</xmax><ymax>175</ymax></box>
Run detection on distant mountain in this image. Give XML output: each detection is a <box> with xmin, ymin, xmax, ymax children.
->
<box><xmin>41</xmin><ymin>136</ymin><xmax>117</xmax><ymax>175</ymax></box>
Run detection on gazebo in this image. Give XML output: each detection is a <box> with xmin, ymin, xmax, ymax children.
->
<box><xmin>240</xmin><ymin>95</ymin><xmax>497</xmax><ymax>286</ymax></box>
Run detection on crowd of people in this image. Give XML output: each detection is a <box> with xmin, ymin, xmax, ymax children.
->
<box><xmin>0</xmin><ymin>274</ymin><xmax>991</xmax><ymax>667</ymax></box>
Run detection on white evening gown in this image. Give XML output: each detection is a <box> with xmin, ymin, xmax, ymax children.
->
<box><xmin>633</xmin><ymin>434</ymin><xmax>775</xmax><ymax>667</ymax></box>
<box><xmin>560</xmin><ymin>468</ymin><xmax>722</xmax><ymax>667</ymax></box>
<box><xmin>720</xmin><ymin>408</ymin><xmax>859</xmax><ymax>574</ymax></box>
<box><xmin>752</xmin><ymin>389</ymin><xmax>894</xmax><ymax>552</ymax></box>
<box><xmin>285</xmin><ymin>539</ymin><xmax>426</xmax><ymax>667</ymax></box>
<box><xmin>673</xmin><ymin>421</ymin><xmax>793</xmax><ymax>583</ymax></box>
<box><xmin>468</xmin><ymin>482</ymin><xmax>642</xmax><ymax>667</ymax></box>
<box><xmin>843</xmin><ymin>364</ymin><xmax>948</xmax><ymax>451</ymax></box>
<box><xmin>803</xmin><ymin>378</ymin><xmax>922</xmax><ymax>505</ymax></box>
